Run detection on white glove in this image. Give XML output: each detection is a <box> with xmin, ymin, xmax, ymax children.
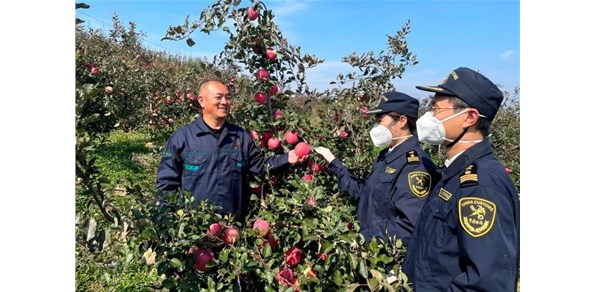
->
<box><xmin>314</xmin><ymin>146</ymin><xmax>336</xmax><ymax>163</ymax></box>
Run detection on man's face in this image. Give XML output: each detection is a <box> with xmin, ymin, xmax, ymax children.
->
<box><xmin>198</xmin><ymin>81</ymin><xmax>231</xmax><ymax>120</ymax></box>
<box><xmin>431</xmin><ymin>94</ymin><xmax>468</xmax><ymax>142</ymax></box>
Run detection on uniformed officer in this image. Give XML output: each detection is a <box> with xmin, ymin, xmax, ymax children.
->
<box><xmin>314</xmin><ymin>92</ymin><xmax>438</xmax><ymax>245</ymax></box>
<box><xmin>156</xmin><ymin>79</ymin><xmax>307</xmax><ymax>220</ymax></box>
<box><xmin>402</xmin><ymin>67</ymin><xmax>520</xmax><ymax>291</ymax></box>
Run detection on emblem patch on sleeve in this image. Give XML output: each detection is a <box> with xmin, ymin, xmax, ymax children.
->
<box><xmin>408</xmin><ymin>171</ymin><xmax>431</xmax><ymax>197</ymax></box>
<box><xmin>458</xmin><ymin>197</ymin><xmax>496</xmax><ymax>237</ymax></box>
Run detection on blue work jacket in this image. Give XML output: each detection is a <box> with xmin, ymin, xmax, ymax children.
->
<box><xmin>328</xmin><ymin>136</ymin><xmax>438</xmax><ymax>245</ymax></box>
<box><xmin>156</xmin><ymin>116</ymin><xmax>290</xmax><ymax>220</ymax></box>
<box><xmin>402</xmin><ymin>139</ymin><xmax>520</xmax><ymax>291</ymax></box>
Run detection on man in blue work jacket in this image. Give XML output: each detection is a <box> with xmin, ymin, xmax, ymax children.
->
<box><xmin>402</xmin><ymin>67</ymin><xmax>520</xmax><ymax>291</ymax></box>
<box><xmin>314</xmin><ymin>92</ymin><xmax>438</xmax><ymax>245</ymax></box>
<box><xmin>156</xmin><ymin>79</ymin><xmax>307</xmax><ymax>220</ymax></box>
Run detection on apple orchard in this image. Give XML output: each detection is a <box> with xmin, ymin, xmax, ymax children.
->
<box><xmin>75</xmin><ymin>0</ymin><xmax>520</xmax><ymax>291</ymax></box>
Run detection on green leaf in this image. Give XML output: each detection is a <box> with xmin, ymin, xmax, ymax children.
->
<box><xmin>358</xmin><ymin>259</ymin><xmax>368</xmax><ymax>278</ymax></box>
<box><xmin>170</xmin><ymin>258</ymin><xmax>183</xmax><ymax>268</ymax></box>
<box><xmin>262</xmin><ymin>242</ymin><xmax>271</xmax><ymax>258</ymax></box>
<box><xmin>332</xmin><ymin>269</ymin><xmax>343</xmax><ymax>285</ymax></box>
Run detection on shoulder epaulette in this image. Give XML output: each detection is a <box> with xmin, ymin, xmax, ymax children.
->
<box><xmin>460</xmin><ymin>163</ymin><xmax>478</xmax><ymax>186</ymax></box>
<box><xmin>406</xmin><ymin>150</ymin><xmax>420</xmax><ymax>164</ymax></box>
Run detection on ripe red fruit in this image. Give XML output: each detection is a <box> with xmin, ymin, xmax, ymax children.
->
<box><xmin>247</xmin><ymin>6</ymin><xmax>258</xmax><ymax>21</ymax></box>
<box><xmin>306</xmin><ymin>195</ymin><xmax>316</xmax><ymax>207</ymax></box>
<box><xmin>268</xmin><ymin>137</ymin><xmax>281</xmax><ymax>150</ymax></box>
<box><xmin>252</xmin><ymin>219</ymin><xmax>270</xmax><ymax>237</ymax></box>
<box><xmin>206</xmin><ymin>222</ymin><xmax>223</xmax><ymax>237</ymax></box>
<box><xmin>302</xmin><ymin>173</ymin><xmax>313</xmax><ymax>182</ymax></box>
<box><xmin>339</xmin><ymin>130</ymin><xmax>348</xmax><ymax>138</ymax></box>
<box><xmin>309</xmin><ymin>162</ymin><xmax>321</xmax><ymax>173</ymax></box>
<box><xmin>167</xmin><ymin>118</ymin><xmax>174</xmax><ymax>124</ymax></box>
<box><xmin>251</xmin><ymin>185</ymin><xmax>263</xmax><ymax>194</ymax></box>
<box><xmin>285</xmin><ymin>247</ymin><xmax>302</xmax><ymax>266</ymax></box>
<box><xmin>317</xmin><ymin>252</ymin><xmax>328</xmax><ymax>262</ymax></box>
<box><xmin>265</xmin><ymin>48</ymin><xmax>277</xmax><ymax>61</ymax></box>
<box><xmin>269</xmin><ymin>176</ymin><xmax>278</xmax><ymax>187</ymax></box>
<box><xmin>268</xmin><ymin>84</ymin><xmax>279</xmax><ymax>96</ymax></box>
<box><xmin>256</xmin><ymin>68</ymin><xmax>269</xmax><ymax>80</ymax></box>
<box><xmin>284</xmin><ymin>130</ymin><xmax>299</xmax><ymax>145</ymax></box>
<box><xmin>250</xmin><ymin>130</ymin><xmax>259</xmax><ymax>141</ymax></box>
<box><xmin>333</xmin><ymin>114</ymin><xmax>341</xmax><ymax>121</ymax></box>
<box><xmin>254</xmin><ymin>91</ymin><xmax>267</xmax><ymax>104</ymax></box>
<box><xmin>188</xmin><ymin>247</ymin><xmax>215</xmax><ymax>272</ymax></box>
<box><xmin>267</xmin><ymin>233</ymin><xmax>279</xmax><ymax>248</ymax></box>
<box><xmin>361</xmin><ymin>107</ymin><xmax>369</xmax><ymax>118</ymax></box>
<box><xmin>294</xmin><ymin>142</ymin><xmax>310</xmax><ymax>158</ymax></box>
<box><xmin>274</xmin><ymin>109</ymin><xmax>283</xmax><ymax>120</ymax></box>
<box><xmin>166</xmin><ymin>96</ymin><xmax>174</xmax><ymax>105</ymax></box>
<box><xmin>104</xmin><ymin>86</ymin><xmax>113</xmax><ymax>94</ymax></box>
<box><xmin>275</xmin><ymin>267</ymin><xmax>296</xmax><ymax>287</ymax></box>
<box><xmin>220</xmin><ymin>227</ymin><xmax>240</xmax><ymax>245</ymax></box>
<box><xmin>90</xmin><ymin>67</ymin><xmax>99</xmax><ymax>75</ymax></box>
<box><xmin>261</xmin><ymin>130</ymin><xmax>273</xmax><ymax>148</ymax></box>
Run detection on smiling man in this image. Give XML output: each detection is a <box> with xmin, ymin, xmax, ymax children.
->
<box><xmin>156</xmin><ymin>79</ymin><xmax>306</xmax><ymax>220</ymax></box>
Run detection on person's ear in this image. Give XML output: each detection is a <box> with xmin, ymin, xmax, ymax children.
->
<box><xmin>197</xmin><ymin>95</ymin><xmax>205</xmax><ymax>108</ymax></box>
<box><xmin>463</xmin><ymin>108</ymin><xmax>480</xmax><ymax>128</ymax></box>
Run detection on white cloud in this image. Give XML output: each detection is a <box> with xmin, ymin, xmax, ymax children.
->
<box><xmin>500</xmin><ymin>50</ymin><xmax>515</xmax><ymax>60</ymax></box>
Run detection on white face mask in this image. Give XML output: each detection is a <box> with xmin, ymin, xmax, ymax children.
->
<box><xmin>417</xmin><ymin>109</ymin><xmax>478</xmax><ymax>145</ymax></box>
<box><xmin>369</xmin><ymin>123</ymin><xmax>413</xmax><ymax>148</ymax></box>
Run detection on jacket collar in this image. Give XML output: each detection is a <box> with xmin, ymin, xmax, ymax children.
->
<box><xmin>194</xmin><ymin>115</ymin><xmax>237</xmax><ymax>137</ymax></box>
<box><xmin>384</xmin><ymin>135</ymin><xmax>421</xmax><ymax>163</ymax></box>
<box><xmin>440</xmin><ymin>139</ymin><xmax>493</xmax><ymax>181</ymax></box>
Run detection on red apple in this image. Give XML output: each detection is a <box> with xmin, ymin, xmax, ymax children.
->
<box><xmin>302</xmin><ymin>173</ymin><xmax>313</xmax><ymax>182</ymax></box>
<box><xmin>250</xmin><ymin>130</ymin><xmax>259</xmax><ymax>141</ymax></box>
<box><xmin>254</xmin><ymin>91</ymin><xmax>267</xmax><ymax>104</ymax></box>
<box><xmin>265</xmin><ymin>48</ymin><xmax>277</xmax><ymax>61</ymax></box>
<box><xmin>104</xmin><ymin>86</ymin><xmax>113</xmax><ymax>94</ymax></box>
<box><xmin>252</xmin><ymin>219</ymin><xmax>270</xmax><ymax>237</ymax></box>
<box><xmin>269</xmin><ymin>176</ymin><xmax>278</xmax><ymax>186</ymax></box>
<box><xmin>268</xmin><ymin>137</ymin><xmax>281</xmax><ymax>150</ymax></box>
<box><xmin>261</xmin><ymin>130</ymin><xmax>273</xmax><ymax>148</ymax></box>
<box><xmin>206</xmin><ymin>222</ymin><xmax>223</xmax><ymax>237</ymax></box>
<box><xmin>306</xmin><ymin>195</ymin><xmax>316</xmax><ymax>207</ymax></box>
<box><xmin>166</xmin><ymin>96</ymin><xmax>174</xmax><ymax>105</ymax></box>
<box><xmin>284</xmin><ymin>130</ymin><xmax>299</xmax><ymax>145</ymax></box>
<box><xmin>256</xmin><ymin>68</ymin><xmax>269</xmax><ymax>80</ymax></box>
<box><xmin>285</xmin><ymin>247</ymin><xmax>302</xmax><ymax>266</ymax></box>
<box><xmin>90</xmin><ymin>67</ymin><xmax>99</xmax><ymax>75</ymax></box>
<box><xmin>188</xmin><ymin>246</ymin><xmax>215</xmax><ymax>272</ymax></box>
<box><xmin>247</xmin><ymin>6</ymin><xmax>258</xmax><ymax>21</ymax></box>
<box><xmin>339</xmin><ymin>130</ymin><xmax>348</xmax><ymax>138</ymax></box>
<box><xmin>333</xmin><ymin>114</ymin><xmax>340</xmax><ymax>121</ymax></box>
<box><xmin>317</xmin><ymin>252</ymin><xmax>328</xmax><ymax>262</ymax></box>
<box><xmin>268</xmin><ymin>84</ymin><xmax>279</xmax><ymax>96</ymax></box>
<box><xmin>220</xmin><ymin>227</ymin><xmax>240</xmax><ymax>245</ymax></box>
<box><xmin>361</xmin><ymin>107</ymin><xmax>369</xmax><ymax>118</ymax></box>
<box><xmin>274</xmin><ymin>109</ymin><xmax>283</xmax><ymax>120</ymax></box>
<box><xmin>294</xmin><ymin>142</ymin><xmax>310</xmax><ymax>158</ymax></box>
<box><xmin>309</xmin><ymin>162</ymin><xmax>321</xmax><ymax>173</ymax></box>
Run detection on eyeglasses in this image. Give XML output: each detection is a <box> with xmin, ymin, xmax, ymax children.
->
<box><xmin>375</xmin><ymin>114</ymin><xmax>401</xmax><ymax>124</ymax></box>
<box><xmin>429</xmin><ymin>107</ymin><xmax>465</xmax><ymax>115</ymax></box>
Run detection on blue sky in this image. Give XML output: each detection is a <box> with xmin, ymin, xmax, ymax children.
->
<box><xmin>76</xmin><ymin>0</ymin><xmax>519</xmax><ymax>99</ymax></box>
